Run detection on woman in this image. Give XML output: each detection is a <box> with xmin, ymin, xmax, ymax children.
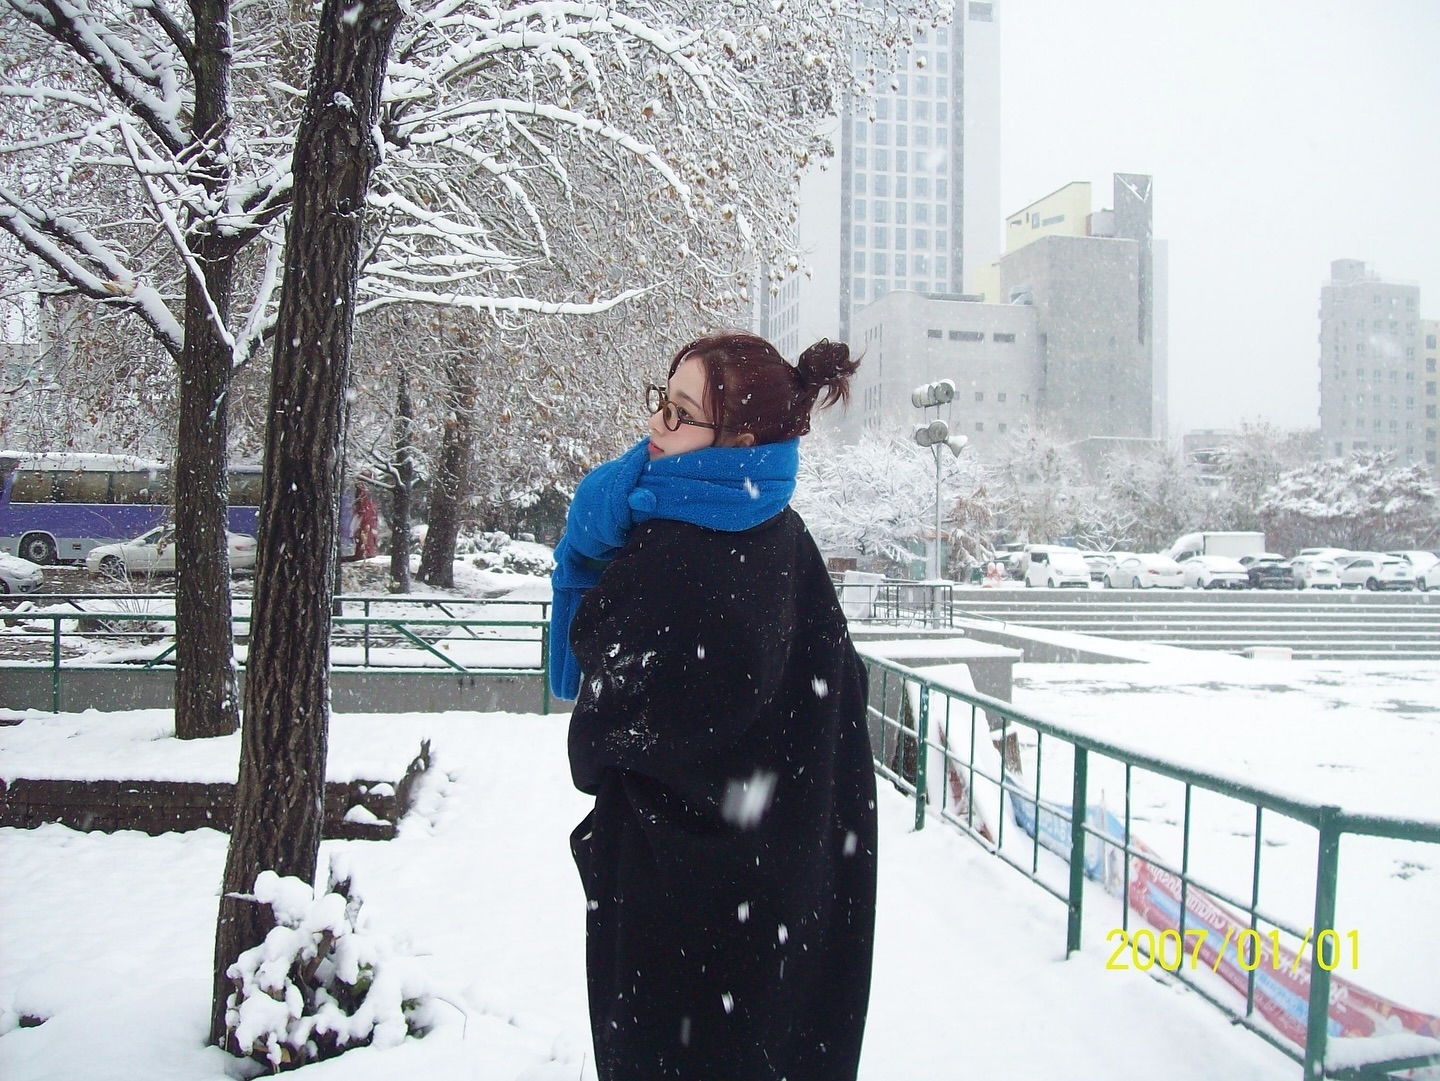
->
<box><xmin>549</xmin><ymin>332</ymin><xmax>878</xmax><ymax>1081</ymax></box>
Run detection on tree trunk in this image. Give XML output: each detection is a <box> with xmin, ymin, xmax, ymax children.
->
<box><xmin>210</xmin><ymin>0</ymin><xmax>402</xmax><ymax>1047</ymax></box>
<box><xmin>416</xmin><ymin>352</ymin><xmax>477</xmax><ymax>588</ymax></box>
<box><xmin>172</xmin><ymin>0</ymin><xmax>239</xmax><ymax>740</ymax></box>
<box><xmin>388</xmin><ymin>362</ymin><xmax>413</xmax><ymax>592</ymax></box>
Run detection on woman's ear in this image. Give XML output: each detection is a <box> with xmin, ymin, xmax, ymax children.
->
<box><xmin>732</xmin><ymin>431</ymin><xmax>756</xmax><ymax>448</ymax></box>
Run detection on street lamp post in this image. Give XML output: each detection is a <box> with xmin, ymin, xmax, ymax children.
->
<box><xmin>911</xmin><ymin>380</ymin><xmax>968</xmax><ymax>582</ymax></box>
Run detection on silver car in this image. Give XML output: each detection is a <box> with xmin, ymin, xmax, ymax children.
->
<box><xmin>0</xmin><ymin>552</ymin><xmax>45</xmax><ymax>595</ymax></box>
<box><xmin>85</xmin><ymin>525</ymin><xmax>258</xmax><ymax>577</ymax></box>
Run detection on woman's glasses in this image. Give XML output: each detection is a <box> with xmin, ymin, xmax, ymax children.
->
<box><xmin>646</xmin><ymin>384</ymin><xmax>720</xmax><ymax>432</ymax></box>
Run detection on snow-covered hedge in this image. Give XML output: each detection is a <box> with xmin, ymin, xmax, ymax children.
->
<box><xmin>458</xmin><ymin>530</ymin><xmax>556</xmax><ymax>576</ymax></box>
<box><xmin>225</xmin><ymin>863</ymin><xmax>428</xmax><ymax>1070</ymax></box>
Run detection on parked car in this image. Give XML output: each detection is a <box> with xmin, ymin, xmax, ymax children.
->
<box><xmin>1024</xmin><ymin>547</ymin><xmax>1091</xmax><ymax>588</ymax></box>
<box><xmin>1418</xmin><ymin>561</ymin><xmax>1440</xmax><ymax>592</ymax></box>
<box><xmin>85</xmin><ymin>525</ymin><xmax>258</xmax><ymax>577</ymax></box>
<box><xmin>1387</xmin><ymin>550</ymin><xmax>1439</xmax><ymax>576</ymax></box>
<box><xmin>0</xmin><ymin>552</ymin><xmax>45</xmax><ymax>594</ymax></box>
<box><xmin>1289</xmin><ymin>556</ymin><xmax>1342</xmax><ymax>590</ymax></box>
<box><xmin>1105</xmin><ymin>553</ymin><xmax>1185</xmax><ymax>589</ymax></box>
<box><xmin>1239</xmin><ymin>553</ymin><xmax>1295</xmax><ymax>590</ymax></box>
<box><xmin>1179</xmin><ymin>555</ymin><xmax>1249</xmax><ymax>590</ymax></box>
<box><xmin>1080</xmin><ymin>551</ymin><xmax>1118</xmax><ymax>582</ymax></box>
<box><xmin>1336</xmin><ymin>554</ymin><xmax>1414</xmax><ymax>591</ymax></box>
<box><xmin>1295</xmin><ymin>547</ymin><xmax>1352</xmax><ymax>562</ymax></box>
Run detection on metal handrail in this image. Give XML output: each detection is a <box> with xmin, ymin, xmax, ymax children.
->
<box><xmin>2</xmin><ymin>602</ymin><xmax>554</xmax><ymax>713</ymax></box>
<box><xmin>858</xmin><ymin>650</ymin><xmax>1440</xmax><ymax>1081</ymax></box>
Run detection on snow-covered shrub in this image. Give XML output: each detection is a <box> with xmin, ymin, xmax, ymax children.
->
<box><xmin>225</xmin><ymin>863</ymin><xmax>428</xmax><ymax>1070</ymax></box>
<box><xmin>462</xmin><ymin>529</ymin><xmax>555</xmax><ymax>576</ymax></box>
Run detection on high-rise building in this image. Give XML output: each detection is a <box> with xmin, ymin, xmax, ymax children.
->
<box><xmin>838</xmin><ymin>172</ymin><xmax>1164</xmax><ymax>459</ymax></box>
<box><xmin>1318</xmin><ymin>260</ymin><xmax>1427</xmax><ymax>467</ymax></box>
<box><xmin>762</xmin><ymin>3</ymin><xmax>1002</xmax><ymax>361</ymax></box>
<box><xmin>1423</xmin><ymin>318</ymin><xmax>1439</xmax><ymax>470</ymax></box>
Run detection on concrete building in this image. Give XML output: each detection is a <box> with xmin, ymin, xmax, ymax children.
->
<box><xmin>838</xmin><ymin>172</ymin><xmax>1163</xmax><ymax>459</ymax></box>
<box><xmin>762</xmin><ymin>1</ymin><xmax>1002</xmax><ymax>359</ymax></box>
<box><xmin>1424</xmin><ymin>318</ymin><xmax>1439</xmax><ymax>470</ymax></box>
<box><xmin>1317</xmin><ymin>260</ymin><xmax>1428</xmax><ymax>468</ymax></box>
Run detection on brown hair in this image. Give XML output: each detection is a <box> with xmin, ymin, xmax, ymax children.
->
<box><xmin>667</xmin><ymin>331</ymin><xmax>859</xmax><ymax>446</ymax></box>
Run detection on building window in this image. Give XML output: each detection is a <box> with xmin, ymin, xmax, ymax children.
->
<box><xmin>1429</xmin><ymin>382</ymin><xmax>1437</xmax><ymax>396</ymax></box>
<box><xmin>1428</xmin><ymin>451</ymin><xmax>1437</xmax><ymax>465</ymax></box>
<box><xmin>855</xmin><ymin>199</ymin><xmax>866</xmax><ymax>221</ymax></box>
<box><xmin>913</xmin><ymin>254</ymin><xmax>929</xmax><ymax>276</ymax></box>
<box><xmin>873</xmin><ymin>202</ymin><xmax>889</xmax><ymax>223</ymax></box>
<box><xmin>895</xmin><ymin>229</ymin><xmax>907</xmax><ymax>250</ymax></box>
<box><xmin>969</xmin><ymin>2</ymin><xmax>994</xmax><ymax>20</ymax></box>
<box><xmin>854</xmin><ymin>225</ymin><xmax>865</xmax><ymax>246</ymax></box>
<box><xmin>853</xmin><ymin>251</ymin><xmax>866</xmax><ymax>272</ymax></box>
<box><xmin>915</xmin><ymin>74</ymin><xmax>929</xmax><ymax>95</ymax></box>
<box><xmin>852</xmin><ymin>278</ymin><xmax>865</xmax><ymax>301</ymax></box>
<box><xmin>998</xmin><ymin>422</ymin><xmax>1008</xmax><ymax>433</ymax></box>
<box><xmin>854</xmin><ymin>147</ymin><xmax>866</xmax><ymax>169</ymax></box>
<box><xmin>874</xmin><ymin>122</ymin><xmax>890</xmax><ymax>146</ymax></box>
<box><xmin>974</xmin><ymin>421</ymin><xmax>984</xmax><ymax>432</ymax></box>
<box><xmin>927</xmin><ymin>329</ymin><xmax>942</xmax><ymax>339</ymax></box>
<box><xmin>952</xmin><ymin>330</ymin><xmax>984</xmax><ymax>342</ymax></box>
<box><xmin>914</xmin><ymin>226</ymin><xmax>929</xmax><ymax>247</ymax></box>
<box><xmin>872</xmin><ymin>253</ymin><xmax>888</xmax><ymax>275</ymax></box>
<box><xmin>1427</xmin><ymin>334</ymin><xmax>1436</xmax><ymax>348</ymax></box>
<box><xmin>975</xmin><ymin>391</ymin><xmax>984</xmax><ymax>402</ymax></box>
<box><xmin>853</xmin><ymin>120</ymin><xmax>867</xmax><ymax>143</ymax></box>
<box><xmin>873</xmin><ymin>149</ymin><xmax>889</xmax><ymax>171</ymax></box>
<box><xmin>896</xmin><ymin>203</ymin><xmax>908</xmax><ymax>225</ymax></box>
<box><xmin>993</xmin><ymin>332</ymin><xmax>1016</xmax><ymax>343</ymax></box>
<box><xmin>1429</xmin><ymin>358</ymin><xmax>1437</xmax><ymax>372</ymax></box>
<box><xmin>934</xmin><ymin>257</ymin><xmax>947</xmax><ymax>278</ymax></box>
<box><xmin>872</xmin><ymin>226</ymin><xmax>887</xmax><ymax>247</ymax></box>
<box><xmin>998</xmin><ymin>392</ymin><xmax>1007</xmax><ymax>402</ymax></box>
<box><xmin>1021</xmin><ymin>393</ymin><xmax>1030</xmax><ymax>403</ymax></box>
<box><xmin>854</xmin><ymin>174</ymin><xmax>867</xmax><ymax>195</ymax></box>
<box><xmin>1428</xmin><ymin>405</ymin><xmax>1437</xmax><ymax>419</ymax></box>
<box><xmin>874</xmin><ymin>175</ymin><xmax>889</xmax><ymax>198</ymax></box>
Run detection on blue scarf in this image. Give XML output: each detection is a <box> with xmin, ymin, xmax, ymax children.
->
<box><xmin>548</xmin><ymin>437</ymin><xmax>799</xmax><ymax>699</ymax></box>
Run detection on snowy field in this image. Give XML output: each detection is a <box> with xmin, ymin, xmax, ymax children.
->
<box><xmin>1</xmin><ymin>562</ymin><xmax>1437</xmax><ymax>1079</ymax></box>
<box><xmin>3</xmin><ymin>707</ymin><xmax>1303</xmax><ymax>1081</ymax></box>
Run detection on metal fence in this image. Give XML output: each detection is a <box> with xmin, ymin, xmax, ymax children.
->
<box><xmin>2</xmin><ymin>594</ymin><xmax>554</xmax><ymax>713</ymax></box>
<box><xmin>831</xmin><ymin>576</ymin><xmax>954</xmax><ymax>627</ymax></box>
<box><xmin>861</xmin><ymin>650</ymin><xmax>1440</xmax><ymax>1081</ymax></box>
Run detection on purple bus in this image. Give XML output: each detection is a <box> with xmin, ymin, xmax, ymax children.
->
<box><xmin>0</xmin><ymin>452</ymin><xmax>262</xmax><ymax>565</ymax></box>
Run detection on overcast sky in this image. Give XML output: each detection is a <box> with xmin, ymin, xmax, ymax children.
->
<box><xmin>995</xmin><ymin>0</ymin><xmax>1440</xmax><ymax>438</ymax></box>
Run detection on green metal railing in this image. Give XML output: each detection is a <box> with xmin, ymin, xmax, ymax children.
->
<box><xmin>860</xmin><ymin>651</ymin><xmax>1440</xmax><ymax>1081</ymax></box>
<box><xmin>3</xmin><ymin>594</ymin><xmax>554</xmax><ymax>714</ymax></box>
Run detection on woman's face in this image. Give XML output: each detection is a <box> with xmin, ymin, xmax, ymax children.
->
<box><xmin>647</xmin><ymin>356</ymin><xmax>719</xmax><ymax>458</ymax></box>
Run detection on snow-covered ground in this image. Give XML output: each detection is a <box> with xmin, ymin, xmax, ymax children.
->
<box><xmin>2</xmin><ymin>562</ymin><xmax>1437</xmax><ymax>1080</ymax></box>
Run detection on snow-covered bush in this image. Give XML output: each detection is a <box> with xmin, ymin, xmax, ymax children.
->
<box><xmin>225</xmin><ymin>863</ymin><xmax>428</xmax><ymax>1070</ymax></box>
<box><xmin>459</xmin><ymin>529</ymin><xmax>556</xmax><ymax>576</ymax></box>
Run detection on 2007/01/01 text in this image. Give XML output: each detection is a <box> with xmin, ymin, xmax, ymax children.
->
<box><xmin>1106</xmin><ymin>926</ymin><xmax>1360</xmax><ymax>973</ymax></box>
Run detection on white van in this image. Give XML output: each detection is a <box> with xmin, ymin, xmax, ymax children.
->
<box><xmin>1023</xmin><ymin>545</ymin><xmax>1091</xmax><ymax>588</ymax></box>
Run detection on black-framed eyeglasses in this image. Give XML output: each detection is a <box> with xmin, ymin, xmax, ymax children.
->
<box><xmin>646</xmin><ymin>384</ymin><xmax>721</xmax><ymax>432</ymax></box>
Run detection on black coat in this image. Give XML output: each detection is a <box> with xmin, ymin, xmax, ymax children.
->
<box><xmin>568</xmin><ymin>507</ymin><xmax>877</xmax><ymax>1081</ymax></box>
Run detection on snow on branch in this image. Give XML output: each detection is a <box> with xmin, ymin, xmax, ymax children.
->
<box><xmin>0</xmin><ymin>188</ymin><xmax>184</xmax><ymax>353</ymax></box>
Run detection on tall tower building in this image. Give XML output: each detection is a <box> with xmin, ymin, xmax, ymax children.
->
<box><xmin>1318</xmin><ymin>260</ymin><xmax>1426</xmax><ymax>466</ymax></box>
<box><xmin>763</xmin><ymin>3</ymin><xmax>1002</xmax><ymax>361</ymax></box>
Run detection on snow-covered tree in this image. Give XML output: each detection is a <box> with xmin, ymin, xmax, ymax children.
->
<box><xmin>794</xmin><ymin>431</ymin><xmax>991</xmax><ymax>575</ymax></box>
<box><xmin>1204</xmin><ymin>420</ymin><xmax>1318</xmax><ymax>533</ymax></box>
<box><xmin>986</xmin><ymin>422</ymin><xmax>1090</xmax><ymax>545</ymax></box>
<box><xmin>1096</xmin><ymin>441</ymin><xmax>1216</xmax><ymax>553</ymax></box>
<box><xmin>1257</xmin><ymin>452</ymin><xmax>1440</xmax><ymax>553</ymax></box>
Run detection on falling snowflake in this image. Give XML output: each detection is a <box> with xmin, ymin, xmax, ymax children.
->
<box><xmin>737</xmin><ymin>901</ymin><xmax>750</xmax><ymax>923</ymax></box>
<box><xmin>811</xmin><ymin>677</ymin><xmax>829</xmax><ymax>698</ymax></box>
<box><xmin>721</xmin><ymin>770</ymin><xmax>777</xmax><ymax>829</ymax></box>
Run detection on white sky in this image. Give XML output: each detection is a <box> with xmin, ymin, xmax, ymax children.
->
<box><xmin>996</xmin><ymin>0</ymin><xmax>1440</xmax><ymax>437</ymax></box>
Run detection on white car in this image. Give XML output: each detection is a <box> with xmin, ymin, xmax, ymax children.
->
<box><xmin>85</xmin><ymin>525</ymin><xmax>258</xmax><ymax>577</ymax></box>
<box><xmin>1419</xmin><ymin>562</ymin><xmax>1440</xmax><ymax>592</ymax></box>
<box><xmin>1336</xmin><ymin>554</ymin><xmax>1414</xmax><ymax>591</ymax></box>
<box><xmin>1105</xmin><ymin>553</ymin><xmax>1185</xmax><ymax>589</ymax></box>
<box><xmin>1180</xmin><ymin>555</ymin><xmax>1249</xmax><ymax>590</ymax></box>
<box><xmin>1289</xmin><ymin>556</ymin><xmax>1342</xmax><ymax>590</ymax></box>
<box><xmin>1024</xmin><ymin>547</ymin><xmax>1091</xmax><ymax>588</ymax></box>
<box><xmin>0</xmin><ymin>552</ymin><xmax>45</xmax><ymax>595</ymax></box>
<box><xmin>1387</xmin><ymin>550</ymin><xmax>1439</xmax><ymax>576</ymax></box>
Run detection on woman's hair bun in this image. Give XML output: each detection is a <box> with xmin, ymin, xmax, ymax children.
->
<box><xmin>796</xmin><ymin>338</ymin><xmax>860</xmax><ymax>410</ymax></box>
